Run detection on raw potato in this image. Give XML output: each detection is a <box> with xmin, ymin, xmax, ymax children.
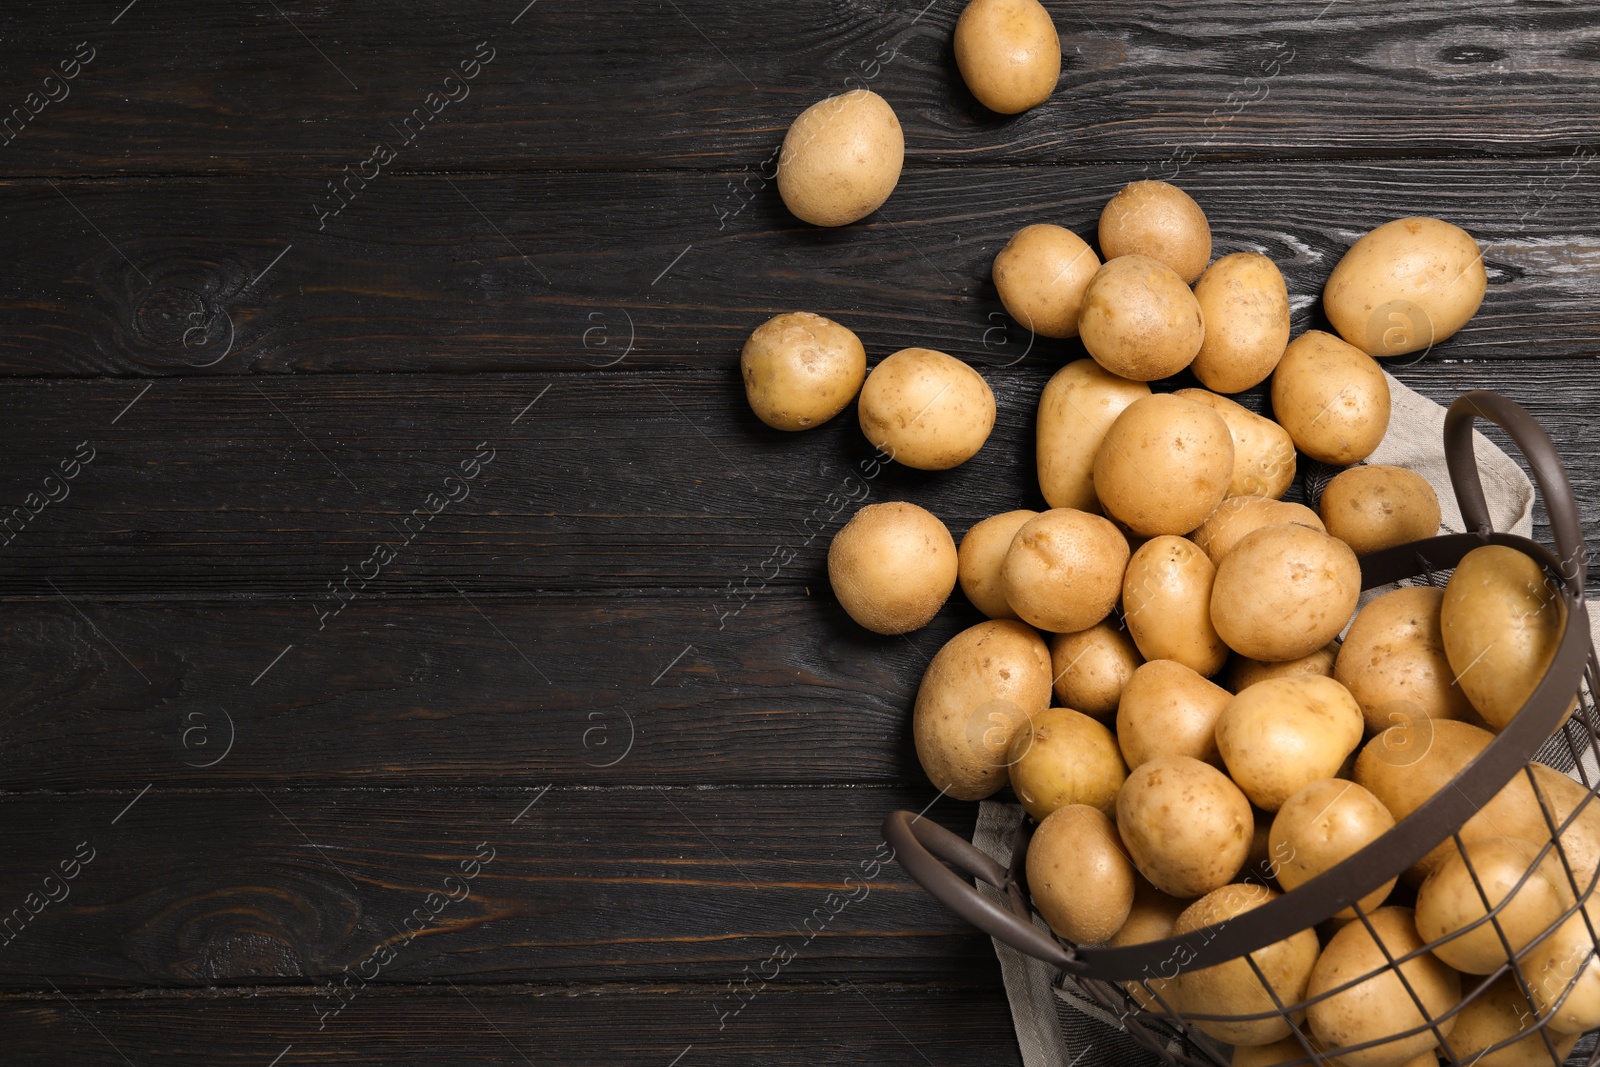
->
<box><xmin>828</xmin><ymin>501</ymin><xmax>957</xmax><ymax>634</ymax></box>
<box><xmin>1001</xmin><ymin>509</ymin><xmax>1129</xmax><ymax>634</ymax></box>
<box><xmin>1441</xmin><ymin>545</ymin><xmax>1565</xmax><ymax>730</ymax></box>
<box><xmin>1026</xmin><ymin>805</ymin><xmax>1135</xmax><ymax>943</ymax></box>
<box><xmin>1228</xmin><ymin>642</ymin><xmax>1338</xmax><ymax>693</ymax></box>
<box><xmin>1078</xmin><ymin>255</ymin><xmax>1206</xmax><ymax>380</ymax></box>
<box><xmin>1191</xmin><ymin>252</ymin><xmax>1292</xmax><ymax>394</ymax></box>
<box><xmin>1094</xmin><ymin>394</ymin><xmax>1235</xmax><ymax>536</ymax></box>
<box><xmin>1007</xmin><ymin>706</ymin><xmax>1127</xmax><ymax>819</ymax></box>
<box><xmin>1324</xmin><ymin>217</ymin><xmax>1488</xmax><ymax>358</ymax></box>
<box><xmin>1192</xmin><ymin>497</ymin><xmax>1325</xmax><ymax>566</ymax></box>
<box><xmin>740</xmin><ymin>312</ymin><xmax>867</xmax><ymax>431</ymax></box>
<box><xmin>1116</xmin><ymin>660</ymin><xmax>1231</xmax><ymax>770</ymax></box>
<box><xmin>1525</xmin><ymin>905</ymin><xmax>1600</xmax><ymax>1035</ymax></box>
<box><xmin>777</xmin><ymin>89</ymin><xmax>904</xmax><ymax>227</ymax></box>
<box><xmin>1336</xmin><ymin>586</ymin><xmax>1474</xmax><ymax>730</ymax></box>
<box><xmin>1122</xmin><ymin>536</ymin><xmax>1227</xmax><ymax>676</ymax></box>
<box><xmin>1215</xmin><ymin>675</ymin><xmax>1364</xmax><ymax>811</ymax></box>
<box><xmin>1210</xmin><ymin>524</ymin><xmax>1361</xmax><ymax>662</ymax></box>
<box><xmin>1173</xmin><ymin>884</ymin><xmax>1319</xmax><ymax>1045</ymax></box>
<box><xmin>993</xmin><ymin>224</ymin><xmax>1100</xmax><ymax>337</ymax></box>
<box><xmin>858</xmin><ymin>347</ymin><xmax>996</xmax><ymax>470</ymax></box>
<box><xmin>953</xmin><ymin>0</ymin><xmax>1060</xmax><ymax>114</ymax></box>
<box><xmin>1448</xmin><ymin>974</ymin><xmax>1577</xmax><ymax>1067</ymax></box>
<box><xmin>1050</xmin><ymin>621</ymin><xmax>1142</xmax><ymax>719</ymax></box>
<box><xmin>1175</xmin><ymin>388</ymin><xmax>1297</xmax><ymax>500</ymax></box>
<box><xmin>913</xmin><ymin>620</ymin><xmax>1053</xmax><ymax>800</ymax></box>
<box><xmin>1116</xmin><ymin>755</ymin><xmax>1253</xmax><ymax>898</ymax></box>
<box><xmin>1232</xmin><ymin>1037</ymin><xmax>1323</xmax><ymax>1067</ymax></box>
<box><xmin>1415</xmin><ymin>836</ymin><xmax>1572</xmax><ymax>973</ymax></box>
<box><xmin>1271</xmin><ymin>330</ymin><xmax>1391</xmax><ymax>466</ymax></box>
<box><xmin>1270</xmin><ymin>779</ymin><xmax>1396</xmax><ymax>918</ymax></box>
<box><xmin>1319</xmin><ymin>465</ymin><xmax>1442</xmax><ymax>556</ymax></box>
<box><xmin>1111</xmin><ymin>880</ymin><xmax>1188</xmax><ymax>1012</ymax></box>
<box><xmin>1098</xmin><ymin>181</ymin><xmax>1212</xmax><ymax>284</ymax></box>
<box><xmin>1306</xmin><ymin>907</ymin><xmax>1460</xmax><ymax>1067</ymax></box>
<box><xmin>957</xmin><ymin>510</ymin><xmax>1038</xmax><ymax>619</ymax></box>
<box><xmin>1036</xmin><ymin>360</ymin><xmax>1150</xmax><ymax>512</ymax></box>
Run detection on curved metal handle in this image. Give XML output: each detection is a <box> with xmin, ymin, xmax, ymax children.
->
<box><xmin>882</xmin><ymin>809</ymin><xmax>1076</xmax><ymax>969</ymax></box>
<box><xmin>1444</xmin><ymin>391</ymin><xmax>1586</xmax><ymax>592</ymax></box>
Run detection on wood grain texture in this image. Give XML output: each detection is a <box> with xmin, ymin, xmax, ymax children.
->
<box><xmin>5</xmin><ymin>161</ymin><xmax>1600</xmax><ymax>376</ymax></box>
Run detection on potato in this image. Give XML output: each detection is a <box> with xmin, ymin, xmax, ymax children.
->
<box><xmin>1270</xmin><ymin>779</ymin><xmax>1396</xmax><ymax>918</ymax></box>
<box><xmin>993</xmin><ymin>224</ymin><xmax>1100</xmax><ymax>338</ymax></box>
<box><xmin>1050</xmin><ymin>621</ymin><xmax>1142</xmax><ymax>719</ymax></box>
<box><xmin>913</xmin><ymin>620</ymin><xmax>1053</xmax><ymax>800</ymax></box>
<box><xmin>1122</xmin><ymin>536</ymin><xmax>1227</xmax><ymax>676</ymax></box>
<box><xmin>1173</xmin><ymin>884</ymin><xmax>1319</xmax><ymax>1045</ymax></box>
<box><xmin>1078</xmin><ymin>255</ymin><xmax>1206</xmax><ymax>380</ymax></box>
<box><xmin>1525</xmin><ymin>906</ymin><xmax>1600</xmax><ymax>1035</ymax></box>
<box><xmin>1026</xmin><ymin>805</ymin><xmax>1135</xmax><ymax>943</ymax></box>
<box><xmin>1448</xmin><ymin>973</ymin><xmax>1577</xmax><ymax>1067</ymax></box>
<box><xmin>1319</xmin><ymin>465</ymin><xmax>1441</xmax><ymax>556</ymax></box>
<box><xmin>1354</xmin><ymin>718</ymin><xmax>1492</xmax><ymax>822</ymax></box>
<box><xmin>953</xmin><ymin>0</ymin><xmax>1060</xmax><ymax>114</ymax></box>
<box><xmin>1036</xmin><ymin>359</ymin><xmax>1150</xmax><ymax>512</ymax></box>
<box><xmin>1305</xmin><ymin>906</ymin><xmax>1460</xmax><ymax>1067</ymax></box>
<box><xmin>1271</xmin><ymin>330</ymin><xmax>1391</xmax><ymax>466</ymax></box>
<box><xmin>1416</xmin><ymin>836</ymin><xmax>1572</xmax><ymax>974</ymax></box>
<box><xmin>1324</xmin><ymin>217</ymin><xmax>1487</xmax><ymax>358</ymax></box>
<box><xmin>1232</xmin><ymin>1036</ymin><xmax>1324</xmax><ymax>1067</ymax></box>
<box><xmin>1116</xmin><ymin>755</ymin><xmax>1253</xmax><ymax>898</ymax></box>
<box><xmin>1175</xmin><ymin>388</ymin><xmax>1297</xmax><ymax>500</ymax></box>
<box><xmin>740</xmin><ymin>312</ymin><xmax>867</xmax><ymax>431</ymax></box>
<box><xmin>957</xmin><ymin>509</ymin><xmax>1038</xmax><ymax>619</ymax></box>
<box><xmin>1228</xmin><ymin>642</ymin><xmax>1339</xmax><ymax>693</ymax></box>
<box><xmin>828</xmin><ymin>501</ymin><xmax>958</xmax><ymax>634</ymax></box>
<box><xmin>1098</xmin><ymin>181</ymin><xmax>1212</xmax><ymax>284</ymax></box>
<box><xmin>1215</xmin><ymin>676</ymin><xmax>1364</xmax><ymax>811</ymax></box>
<box><xmin>858</xmin><ymin>347</ymin><xmax>996</xmax><ymax>470</ymax></box>
<box><xmin>1191</xmin><ymin>252</ymin><xmax>1292</xmax><ymax>394</ymax></box>
<box><xmin>1007</xmin><ymin>706</ymin><xmax>1127</xmax><ymax>819</ymax></box>
<box><xmin>1336</xmin><ymin>586</ymin><xmax>1473</xmax><ymax>730</ymax></box>
<box><xmin>1192</xmin><ymin>497</ymin><xmax>1325</xmax><ymax>566</ymax></box>
<box><xmin>1210</xmin><ymin>524</ymin><xmax>1361</xmax><ymax>662</ymax></box>
<box><xmin>1441</xmin><ymin>545</ymin><xmax>1565</xmax><ymax>730</ymax></box>
<box><xmin>1094</xmin><ymin>394</ymin><xmax>1234</xmax><ymax>536</ymax></box>
<box><xmin>1116</xmin><ymin>660</ymin><xmax>1231</xmax><ymax>769</ymax></box>
<box><xmin>777</xmin><ymin>89</ymin><xmax>903</xmax><ymax>227</ymax></box>
<box><xmin>1000</xmin><ymin>509</ymin><xmax>1129</xmax><ymax>634</ymax></box>
<box><xmin>1110</xmin><ymin>879</ymin><xmax>1188</xmax><ymax>1012</ymax></box>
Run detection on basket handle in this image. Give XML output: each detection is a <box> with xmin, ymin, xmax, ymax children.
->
<box><xmin>881</xmin><ymin>809</ymin><xmax>1076</xmax><ymax>969</ymax></box>
<box><xmin>1444</xmin><ymin>391</ymin><xmax>1586</xmax><ymax>592</ymax></box>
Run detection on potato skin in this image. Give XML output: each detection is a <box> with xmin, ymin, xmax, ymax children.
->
<box><xmin>1098</xmin><ymin>181</ymin><xmax>1212</xmax><ymax>284</ymax></box>
<box><xmin>828</xmin><ymin>501</ymin><xmax>957</xmax><ymax>634</ymax></box>
<box><xmin>741</xmin><ymin>312</ymin><xmax>867</xmax><ymax>431</ymax></box>
<box><xmin>1324</xmin><ymin>217</ymin><xmax>1487</xmax><ymax>358</ymax></box>
<box><xmin>993</xmin><ymin>224</ymin><xmax>1100</xmax><ymax>338</ymax></box>
<box><xmin>1109</xmin><ymin>880</ymin><xmax>1188</xmax><ymax>1011</ymax></box>
<box><xmin>1192</xmin><ymin>497</ymin><xmax>1324</xmax><ymax>566</ymax></box>
<box><xmin>1026</xmin><ymin>804</ymin><xmax>1135</xmax><ymax>943</ymax></box>
<box><xmin>1050</xmin><ymin>621</ymin><xmax>1142</xmax><ymax>718</ymax></box>
<box><xmin>1525</xmin><ymin>907</ymin><xmax>1600</xmax><ymax>1035</ymax></box>
<box><xmin>1001</xmin><ymin>508</ymin><xmax>1129</xmax><ymax>634</ymax></box>
<box><xmin>1116</xmin><ymin>755</ymin><xmax>1253</xmax><ymax>898</ymax></box>
<box><xmin>1036</xmin><ymin>359</ymin><xmax>1150</xmax><ymax>512</ymax></box>
<box><xmin>1320</xmin><ymin>465</ymin><xmax>1441</xmax><ymax>556</ymax></box>
<box><xmin>957</xmin><ymin>509</ymin><xmax>1037</xmax><ymax>619</ymax></box>
<box><xmin>1214</xmin><ymin>675</ymin><xmax>1364</xmax><ymax>811</ymax></box>
<box><xmin>1210</xmin><ymin>523</ymin><xmax>1361</xmax><ymax>662</ymax></box>
<box><xmin>1122</xmin><ymin>537</ymin><xmax>1227</xmax><ymax>676</ymax></box>
<box><xmin>777</xmin><ymin>89</ymin><xmax>903</xmax><ymax>227</ymax></box>
<box><xmin>953</xmin><ymin>0</ymin><xmax>1060</xmax><ymax>114</ymax></box>
<box><xmin>1441</xmin><ymin>545</ymin><xmax>1565</xmax><ymax>730</ymax></box>
<box><xmin>1116</xmin><ymin>660</ymin><xmax>1231</xmax><ymax>769</ymax></box>
<box><xmin>858</xmin><ymin>347</ymin><xmax>996</xmax><ymax>470</ymax></box>
<box><xmin>913</xmin><ymin>620</ymin><xmax>1053</xmax><ymax>800</ymax></box>
<box><xmin>1079</xmin><ymin>255</ymin><xmax>1206</xmax><ymax>381</ymax></box>
<box><xmin>1415</xmin><ymin>836</ymin><xmax>1572</xmax><ymax>974</ymax></box>
<box><xmin>1007</xmin><ymin>706</ymin><xmax>1127</xmax><ymax>819</ymax></box>
<box><xmin>1094</xmin><ymin>394</ymin><xmax>1234</xmax><ymax>537</ymax></box>
<box><xmin>1227</xmin><ymin>641</ymin><xmax>1338</xmax><ymax>693</ymax></box>
<box><xmin>1191</xmin><ymin>253</ymin><xmax>1291</xmax><ymax>393</ymax></box>
<box><xmin>1271</xmin><ymin>330</ymin><xmax>1391</xmax><ymax>466</ymax></box>
<box><xmin>1269</xmin><ymin>779</ymin><xmax>1396</xmax><ymax>918</ymax></box>
<box><xmin>1448</xmin><ymin>974</ymin><xmax>1578</xmax><ymax>1067</ymax></box>
<box><xmin>1335</xmin><ymin>586</ymin><xmax>1473</xmax><ymax>731</ymax></box>
<box><xmin>1175</xmin><ymin>388</ymin><xmax>1297</xmax><ymax>500</ymax></box>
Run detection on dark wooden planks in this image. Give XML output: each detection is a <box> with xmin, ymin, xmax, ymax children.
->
<box><xmin>4</xmin><ymin>0</ymin><xmax>1600</xmax><ymax>176</ymax></box>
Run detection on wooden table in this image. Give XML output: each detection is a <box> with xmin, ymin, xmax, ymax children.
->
<box><xmin>1</xmin><ymin>1</ymin><xmax>1597</xmax><ymax>1063</ymax></box>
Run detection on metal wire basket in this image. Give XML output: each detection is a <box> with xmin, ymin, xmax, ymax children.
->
<box><xmin>885</xmin><ymin>392</ymin><xmax>1598</xmax><ymax>1067</ymax></box>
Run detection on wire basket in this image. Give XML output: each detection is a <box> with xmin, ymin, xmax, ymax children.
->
<box><xmin>885</xmin><ymin>392</ymin><xmax>1598</xmax><ymax>1067</ymax></box>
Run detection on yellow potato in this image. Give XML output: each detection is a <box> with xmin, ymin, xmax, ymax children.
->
<box><xmin>1231</xmin><ymin>1036</ymin><xmax>1325</xmax><ymax>1067</ymax></box>
<box><xmin>1227</xmin><ymin>642</ymin><xmax>1339</xmax><ymax>693</ymax></box>
<box><xmin>1441</xmin><ymin>545</ymin><xmax>1565</xmax><ymax>730</ymax></box>
<box><xmin>1192</xmin><ymin>497</ymin><xmax>1325</xmax><ymax>566</ymax></box>
<box><xmin>1110</xmin><ymin>879</ymin><xmax>1188</xmax><ymax>1012</ymax></box>
<box><xmin>957</xmin><ymin>509</ymin><xmax>1038</xmax><ymax>619</ymax></box>
<box><xmin>1270</xmin><ymin>779</ymin><xmax>1396</xmax><ymax>918</ymax></box>
<box><xmin>1305</xmin><ymin>907</ymin><xmax>1460</xmax><ymax>1067</ymax></box>
<box><xmin>1094</xmin><ymin>393</ymin><xmax>1234</xmax><ymax>536</ymax></box>
<box><xmin>1007</xmin><ymin>706</ymin><xmax>1127</xmax><ymax>819</ymax></box>
<box><xmin>1335</xmin><ymin>586</ymin><xmax>1473</xmax><ymax>730</ymax></box>
<box><xmin>1122</xmin><ymin>536</ymin><xmax>1227</xmax><ymax>676</ymax></box>
<box><xmin>1000</xmin><ymin>509</ymin><xmax>1129</xmax><ymax>634</ymax></box>
<box><xmin>1319</xmin><ymin>465</ymin><xmax>1442</xmax><ymax>556</ymax></box>
<box><xmin>1271</xmin><ymin>330</ymin><xmax>1391</xmax><ymax>466</ymax></box>
<box><xmin>1116</xmin><ymin>755</ymin><xmax>1253</xmax><ymax>898</ymax></box>
<box><xmin>1524</xmin><ymin>905</ymin><xmax>1600</xmax><ymax>1035</ymax></box>
<box><xmin>913</xmin><ymin>620</ymin><xmax>1053</xmax><ymax>800</ymax></box>
<box><xmin>1035</xmin><ymin>359</ymin><xmax>1151</xmax><ymax>512</ymax></box>
<box><xmin>1215</xmin><ymin>675</ymin><xmax>1364</xmax><ymax>811</ymax></box>
<box><xmin>1175</xmin><ymin>388</ymin><xmax>1297</xmax><ymax>500</ymax></box>
<box><xmin>858</xmin><ymin>347</ymin><xmax>996</xmax><ymax>470</ymax></box>
<box><xmin>1448</xmin><ymin>973</ymin><xmax>1577</xmax><ymax>1067</ymax></box>
<box><xmin>1049</xmin><ymin>620</ymin><xmax>1142</xmax><ymax>719</ymax></box>
<box><xmin>993</xmin><ymin>224</ymin><xmax>1100</xmax><ymax>338</ymax></box>
<box><xmin>1116</xmin><ymin>659</ymin><xmax>1231</xmax><ymax>769</ymax></box>
<box><xmin>1415</xmin><ymin>836</ymin><xmax>1572</xmax><ymax>974</ymax></box>
<box><xmin>828</xmin><ymin>501</ymin><xmax>957</xmax><ymax>634</ymax></box>
<box><xmin>1078</xmin><ymin>255</ymin><xmax>1206</xmax><ymax>380</ymax></box>
<box><xmin>1191</xmin><ymin>252</ymin><xmax>1291</xmax><ymax>394</ymax></box>
<box><xmin>953</xmin><ymin>0</ymin><xmax>1060</xmax><ymax>114</ymax></box>
<box><xmin>1026</xmin><ymin>804</ymin><xmax>1135</xmax><ymax>943</ymax></box>
<box><xmin>1324</xmin><ymin>217</ymin><xmax>1487</xmax><ymax>358</ymax></box>
<box><xmin>1098</xmin><ymin>181</ymin><xmax>1212</xmax><ymax>284</ymax></box>
<box><xmin>777</xmin><ymin>89</ymin><xmax>903</xmax><ymax>227</ymax></box>
<box><xmin>740</xmin><ymin>312</ymin><xmax>866</xmax><ymax>431</ymax></box>
<box><xmin>1210</xmin><ymin>524</ymin><xmax>1361</xmax><ymax>662</ymax></box>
